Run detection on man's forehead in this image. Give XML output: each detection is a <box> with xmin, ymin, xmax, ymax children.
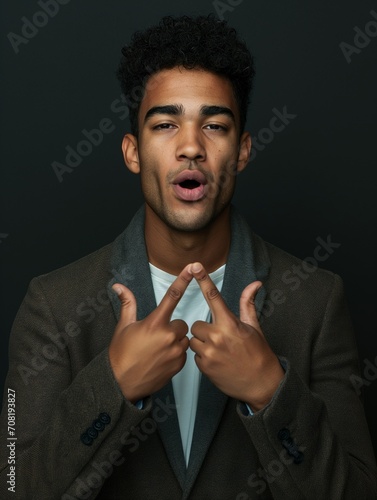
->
<box><xmin>139</xmin><ymin>67</ymin><xmax>239</xmax><ymax>118</ymax></box>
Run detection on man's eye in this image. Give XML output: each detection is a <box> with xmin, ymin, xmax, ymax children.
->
<box><xmin>153</xmin><ymin>123</ymin><xmax>175</xmax><ymax>130</ymax></box>
<box><xmin>204</xmin><ymin>124</ymin><xmax>227</xmax><ymax>131</ymax></box>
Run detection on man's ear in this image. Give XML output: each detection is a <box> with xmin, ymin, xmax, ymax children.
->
<box><xmin>236</xmin><ymin>132</ymin><xmax>252</xmax><ymax>173</ymax></box>
<box><xmin>122</xmin><ymin>134</ymin><xmax>140</xmax><ymax>174</ymax></box>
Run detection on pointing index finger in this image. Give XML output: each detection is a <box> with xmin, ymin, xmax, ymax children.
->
<box><xmin>152</xmin><ymin>264</ymin><xmax>194</xmax><ymax>323</ymax></box>
<box><xmin>189</xmin><ymin>262</ymin><xmax>228</xmax><ymax>322</ymax></box>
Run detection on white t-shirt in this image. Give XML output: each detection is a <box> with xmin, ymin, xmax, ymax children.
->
<box><xmin>149</xmin><ymin>263</ymin><xmax>226</xmax><ymax>466</ymax></box>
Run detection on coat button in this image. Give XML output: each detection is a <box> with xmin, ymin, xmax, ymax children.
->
<box><xmin>293</xmin><ymin>451</ymin><xmax>304</xmax><ymax>464</ymax></box>
<box><xmin>277</xmin><ymin>428</ymin><xmax>290</xmax><ymax>441</ymax></box>
<box><xmin>80</xmin><ymin>432</ymin><xmax>93</xmax><ymax>446</ymax></box>
<box><xmin>99</xmin><ymin>412</ymin><xmax>111</xmax><ymax>425</ymax></box>
<box><xmin>93</xmin><ymin>419</ymin><xmax>105</xmax><ymax>432</ymax></box>
<box><xmin>87</xmin><ymin>427</ymin><xmax>98</xmax><ymax>439</ymax></box>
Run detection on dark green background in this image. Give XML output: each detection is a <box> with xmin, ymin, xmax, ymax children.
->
<box><xmin>1</xmin><ymin>0</ymin><xmax>376</xmax><ymax>457</ymax></box>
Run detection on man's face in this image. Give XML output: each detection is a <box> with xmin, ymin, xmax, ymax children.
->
<box><xmin>122</xmin><ymin>67</ymin><xmax>251</xmax><ymax>232</ymax></box>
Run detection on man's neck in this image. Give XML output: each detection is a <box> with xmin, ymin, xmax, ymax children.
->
<box><xmin>144</xmin><ymin>205</ymin><xmax>231</xmax><ymax>276</ymax></box>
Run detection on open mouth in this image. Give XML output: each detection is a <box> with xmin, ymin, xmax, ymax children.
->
<box><xmin>179</xmin><ymin>179</ymin><xmax>201</xmax><ymax>190</ymax></box>
<box><xmin>172</xmin><ymin>170</ymin><xmax>208</xmax><ymax>202</ymax></box>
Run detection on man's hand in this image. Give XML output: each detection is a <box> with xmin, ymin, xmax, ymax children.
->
<box><xmin>189</xmin><ymin>262</ymin><xmax>284</xmax><ymax>412</ymax></box>
<box><xmin>109</xmin><ymin>264</ymin><xmax>193</xmax><ymax>403</ymax></box>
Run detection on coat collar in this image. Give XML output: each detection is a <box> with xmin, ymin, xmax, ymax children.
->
<box><xmin>107</xmin><ymin>204</ymin><xmax>271</xmax><ymax>495</ymax></box>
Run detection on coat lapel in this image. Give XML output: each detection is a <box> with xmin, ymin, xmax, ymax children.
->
<box><xmin>106</xmin><ymin>205</ymin><xmax>187</xmax><ymax>488</ymax></box>
<box><xmin>106</xmin><ymin>204</ymin><xmax>271</xmax><ymax>496</ymax></box>
<box><xmin>107</xmin><ymin>205</ymin><xmax>155</xmax><ymax>322</ymax></box>
<box><xmin>183</xmin><ymin>206</ymin><xmax>271</xmax><ymax>497</ymax></box>
<box><xmin>151</xmin><ymin>384</ymin><xmax>187</xmax><ymax>489</ymax></box>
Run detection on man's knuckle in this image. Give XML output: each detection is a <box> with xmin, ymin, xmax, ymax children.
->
<box><xmin>205</xmin><ymin>347</ymin><xmax>215</xmax><ymax>362</ymax></box>
<box><xmin>179</xmin><ymin>274</ymin><xmax>190</xmax><ymax>284</ymax></box>
<box><xmin>171</xmin><ymin>344</ymin><xmax>183</xmax><ymax>358</ymax></box>
<box><xmin>197</xmin><ymin>273</ymin><xmax>208</xmax><ymax>282</ymax></box>
<box><xmin>208</xmin><ymin>331</ymin><xmax>220</xmax><ymax>344</ymax></box>
<box><xmin>207</xmin><ymin>287</ymin><xmax>220</xmax><ymax>300</ymax></box>
<box><xmin>161</xmin><ymin>331</ymin><xmax>174</xmax><ymax>346</ymax></box>
<box><xmin>120</xmin><ymin>296</ymin><xmax>130</xmax><ymax>306</ymax></box>
<box><xmin>168</xmin><ymin>286</ymin><xmax>181</xmax><ymax>300</ymax></box>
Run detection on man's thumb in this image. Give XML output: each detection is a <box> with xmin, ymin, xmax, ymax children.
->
<box><xmin>112</xmin><ymin>284</ymin><xmax>137</xmax><ymax>326</ymax></box>
<box><xmin>239</xmin><ymin>281</ymin><xmax>263</xmax><ymax>326</ymax></box>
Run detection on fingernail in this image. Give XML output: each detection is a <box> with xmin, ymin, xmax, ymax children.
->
<box><xmin>112</xmin><ymin>285</ymin><xmax>122</xmax><ymax>296</ymax></box>
<box><xmin>191</xmin><ymin>262</ymin><xmax>202</xmax><ymax>273</ymax></box>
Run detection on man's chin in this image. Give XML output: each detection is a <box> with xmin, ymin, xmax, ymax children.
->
<box><xmin>162</xmin><ymin>205</ymin><xmax>228</xmax><ymax>233</ymax></box>
<box><xmin>145</xmin><ymin>199</ymin><xmax>230</xmax><ymax>233</ymax></box>
<box><xmin>154</xmin><ymin>204</ymin><xmax>202</xmax><ymax>230</ymax></box>
<box><xmin>165</xmin><ymin>216</ymin><xmax>212</xmax><ymax>233</ymax></box>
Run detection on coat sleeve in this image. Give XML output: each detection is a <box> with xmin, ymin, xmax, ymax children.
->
<box><xmin>237</xmin><ymin>273</ymin><xmax>377</xmax><ymax>499</ymax></box>
<box><xmin>0</xmin><ymin>277</ymin><xmax>152</xmax><ymax>500</ymax></box>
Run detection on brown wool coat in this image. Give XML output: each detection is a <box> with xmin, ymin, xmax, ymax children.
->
<box><xmin>1</xmin><ymin>206</ymin><xmax>376</xmax><ymax>499</ymax></box>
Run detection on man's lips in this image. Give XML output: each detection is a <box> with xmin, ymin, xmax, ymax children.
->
<box><xmin>173</xmin><ymin>170</ymin><xmax>207</xmax><ymax>186</ymax></box>
<box><xmin>172</xmin><ymin>170</ymin><xmax>208</xmax><ymax>202</ymax></box>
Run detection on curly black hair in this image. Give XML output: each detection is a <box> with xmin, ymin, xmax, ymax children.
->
<box><xmin>117</xmin><ymin>15</ymin><xmax>255</xmax><ymax>136</ymax></box>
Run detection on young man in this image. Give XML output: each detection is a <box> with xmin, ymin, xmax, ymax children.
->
<box><xmin>0</xmin><ymin>15</ymin><xmax>376</xmax><ymax>500</ymax></box>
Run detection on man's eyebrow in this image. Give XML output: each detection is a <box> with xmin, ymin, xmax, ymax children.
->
<box><xmin>144</xmin><ymin>104</ymin><xmax>236</xmax><ymax>124</ymax></box>
<box><xmin>200</xmin><ymin>105</ymin><xmax>235</xmax><ymax>122</ymax></box>
<box><xmin>144</xmin><ymin>104</ymin><xmax>184</xmax><ymax>122</ymax></box>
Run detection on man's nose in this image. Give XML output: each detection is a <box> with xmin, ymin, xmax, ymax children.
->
<box><xmin>175</xmin><ymin>125</ymin><xmax>206</xmax><ymax>161</ymax></box>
